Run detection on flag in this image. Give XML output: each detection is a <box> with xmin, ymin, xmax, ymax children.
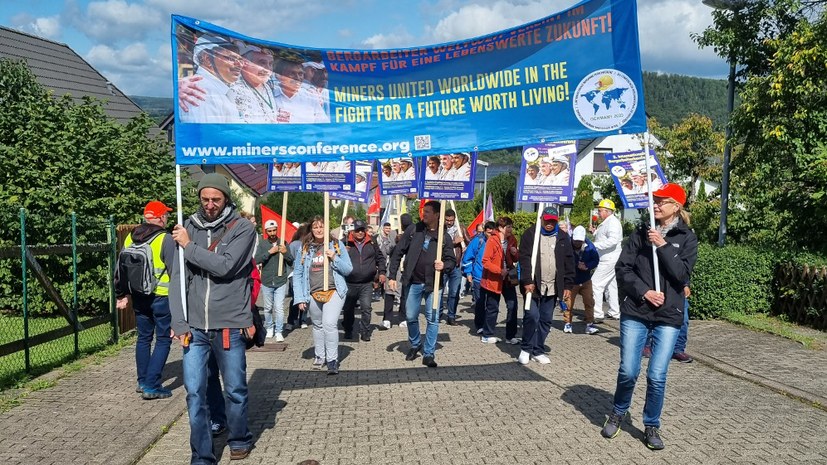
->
<box><xmin>418</xmin><ymin>198</ymin><xmax>427</xmax><ymax>219</ymax></box>
<box><xmin>380</xmin><ymin>196</ymin><xmax>392</xmax><ymax>226</ymax></box>
<box><xmin>367</xmin><ymin>187</ymin><xmax>380</xmax><ymax>216</ymax></box>
<box><xmin>260</xmin><ymin>204</ymin><xmax>298</xmax><ymax>243</ymax></box>
<box><xmin>466</xmin><ymin>194</ymin><xmax>495</xmax><ymax>237</ymax></box>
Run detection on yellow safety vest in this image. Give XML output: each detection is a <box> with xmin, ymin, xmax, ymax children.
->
<box><xmin>124</xmin><ymin>232</ymin><xmax>170</xmax><ymax>296</ymax></box>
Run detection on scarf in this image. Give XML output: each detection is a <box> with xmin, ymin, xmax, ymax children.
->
<box><xmin>540</xmin><ymin>224</ymin><xmax>559</xmax><ymax>237</ymax></box>
<box><xmin>655</xmin><ymin>217</ymin><xmax>679</xmax><ymax>237</ymax></box>
<box><xmin>190</xmin><ymin>205</ymin><xmax>234</xmax><ymax>230</ymax></box>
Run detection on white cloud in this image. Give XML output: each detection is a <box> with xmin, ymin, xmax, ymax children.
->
<box><xmin>427</xmin><ymin>1</ymin><xmax>572</xmax><ymax>43</ymax></box>
<box><xmin>74</xmin><ymin>0</ymin><xmax>164</xmax><ymax>41</ymax></box>
<box><xmin>10</xmin><ymin>13</ymin><xmax>62</xmax><ymax>40</ymax></box>
<box><xmin>361</xmin><ymin>29</ymin><xmax>416</xmax><ymax>49</ymax></box>
<box><xmin>85</xmin><ymin>42</ymin><xmax>171</xmax><ymax>96</ymax></box>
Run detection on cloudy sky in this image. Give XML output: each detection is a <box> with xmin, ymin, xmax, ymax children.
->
<box><xmin>1</xmin><ymin>0</ymin><xmax>727</xmax><ymax>97</ymax></box>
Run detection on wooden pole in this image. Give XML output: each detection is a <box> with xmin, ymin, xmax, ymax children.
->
<box><xmin>278</xmin><ymin>192</ymin><xmax>288</xmax><ymax>276</ymax></box>
<box><xmin>524</xmin><ymin>202</ymin><xmax>544</xmax><ymax>310</ymax></box>
<box><xmin>432</xmin><ymin>200</ymin><xmax>447</xmax><ymax>311</ymax></box>
<box><xmin>324</xmin><ymin>192</ymin><xmax>330</xmax><ymax>291</ymax></box>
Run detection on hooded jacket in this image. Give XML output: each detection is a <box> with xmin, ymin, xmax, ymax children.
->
<box><xmin>168</xmin><ymin>207</ymin><xmax>256</xmax><ymax>335</ymax></box>
<box><xmin>388</xmin><ymin>222</ymin><xmax>456</xmax><ymax>292</ymax></box>
<box><xmin>345</xmin><ymin>232</ymin><xmax>387</xmax><ymax>284</ymax></box>
<box><xmin>572</xmin><ymin>238</ymin><xmax>600</xmax><ymax>285</ymax></box>
<box><xmin>461</xmin><ymin>233</ymin><xmax>486</xmax><ymax>282</ymax></box>
<box><xmin>616</xmin><ymin>219</ymin><xmax>697</xmax><ymax>327</ymax></box>
<box><xmin>480</xmin><ymin>231</ymin><xmax>504</xmax><ymax>294</ymax></box>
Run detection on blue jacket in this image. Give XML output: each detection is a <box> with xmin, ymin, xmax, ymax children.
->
<box><xmin>292</xmin><ymin>240</ymin><xmax>353</xmax><ymax>304</ymax></box>
<box><xmin>461</xmin><ymin>234</ymin><xmax>486</xmax><ymax>282</ymax></box>
<box><xmin>573</xmin><ymin>238</ymin><xmax>600</xmax><ymax>285</ymax></box>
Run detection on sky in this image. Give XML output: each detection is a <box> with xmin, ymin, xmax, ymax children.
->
<box><xmin>0</xmin><ymin>0</ymin><xmax>728</xmax><ymax>97</ymax></box>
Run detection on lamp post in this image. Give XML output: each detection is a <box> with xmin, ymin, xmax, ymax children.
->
<box><xmin>702</xmin><ymin>0</ymin><xmax>746</xmax><ymax>247</ymax></box>
<box><xmin>476</xmin><ymin>159</ymin><xmax>489</xmax><ymax>204</ymax></box>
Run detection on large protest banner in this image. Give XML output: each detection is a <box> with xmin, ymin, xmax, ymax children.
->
<box><xmin>606</xmin><ymin>149</ymin><xmax>667</xmax><ymax>208</ymax></box>
<box><xmin>172</xmin><ymin>0</ymin><xmax>646</xmax><ymax>164</ymax></box>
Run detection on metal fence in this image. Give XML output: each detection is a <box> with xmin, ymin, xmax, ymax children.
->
<box><xmin>0</xmin><ymin>209</ymin><xmax>119</xmax><ymax>389</ymax></box>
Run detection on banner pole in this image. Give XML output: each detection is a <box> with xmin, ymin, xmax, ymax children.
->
<box><xmin>175</xmin><ymin>165</ymin><xmax>187</xmax><ymax>321</ymax></box>
<box><xmin>278</xmin><ymin>192</ymin><xmax>288</xmax><ymax>276</ymax></box>
<box><xmin>432</xmin><ymin>200</ymin><xmax>447</xmax><ymax>311</ymax></box>
<box><xmin>339</xmin><ymin>200</ymin><xmax>350</xmax><ymax>240</ymax></box>
<box><xmin>324</xmin><ymin>192</ymin><xmax>330</xmax><ymax>291</ymax></box>
<box><xmin>644</xmin><ymin>132</ymin><xmax>661</xmax><ymax>293</ymax></box>
<box><xmin>524</xmin><ymin>202</ymin><xmax>544</xmax><ymax>310</ymax></box>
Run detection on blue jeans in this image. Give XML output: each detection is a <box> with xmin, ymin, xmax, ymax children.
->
<box><xmin>183</xmin><ymin>329</ymin><xmax>252</xmax><ymax>464</ymax></box>
<box><xmin>261</xmin><ymin>282</ymin><xmax>288</xmax><ymax>333</ymax></box>
<box><xmin>612</xmin><ymin>315</ymin><xmax>680</xmax><ymax>428</ymax></box>
<box><xmin>502</xmin><ymin>283</ymin><xmax>519</xmax><ymax>340</ymax></box>
<box><xmin>644</xmin><ymin>299</ymin><xmax>690</xmax><ymax>354</ymax></box>
<box><xmin>439</xmin><ymin>267</ymin><xmax>462</xmax><ymax>320</ymax></box>
<box><xmin>132</xmin><ymin>294</ymin><xmax>172</xmax><ymax>390</ymax></box>
<box><xmin>480</xmin><ymin>288</ymin><xmax>501</xmax><ymax>337</ymax></box>
<box><xmin>405</xmin><ymin>283</ymin><xmax>439</xmax><ymax>358</ymax></box>
<box><xmin>206</xmin><ymin>353</ymin><xmax>225</xmax><ymax>428</ymax></box>
<box><xmin>521</xmin><ymin>294</ymin><xmax>556</xmax><ymax>356</ymax></box>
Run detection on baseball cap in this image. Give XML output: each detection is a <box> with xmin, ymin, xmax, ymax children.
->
<box><xmin>572</xmin><ymin>226</ymin><xmax>586</xmax><ymax>241</ymax></box>
<box><xmin>541</xmin><ymin>206</ymin><xmax>559</xmax><ymax>221</ymax></box>
<box><xmin>144</xmin><ymin>201</ymin><xmax>172</xmax><ymax>219</ymax></box>
<box><xmin>652</xmin><ymin>183</ymin><xmax>687</xmax><ymax>206</ymax></box>
<box><xmin>302</xmin><ymin>61</ymin><xmax>325</xmax><ymax>70</ymax></box>
<box><xmin>264</xmin><ymin>220</ymin><xmax>278</xmax><ymax>230</ymax></box>
<box><xmin>352</xmin><ymin>219</ymin><xmax>368</xmax><ymax>231</ymax></box>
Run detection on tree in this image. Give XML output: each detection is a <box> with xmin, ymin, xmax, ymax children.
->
<box><xmin>487</xmin><ymin>172</ymin><xmax>517</xmax><ymax>213</ymax></box>
<box><xmin>570</xmin><ymin>175</ymin><xmax>595</xmax><ymax>227</ymax></box>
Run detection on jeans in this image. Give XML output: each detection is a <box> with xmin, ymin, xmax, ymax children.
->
<box><xmin>206</xmin><ymin>353</ymin><xmax>225</xmax><ymax>429</ymax></box>
<box><xmin>521</xmin><ymin>294</ymin><xmax>556</xmax><ymax>356</ymax></box>
<box><xmin>502</xmin><ymin>283</ymin><xmax>519</xmax><ymax>340</ymax></box>
<box><xmin>479</xmin><ymin>288</ymin><xmax>501</xmax><ymax>337</ymax></box>
<box><xmin>132</xmin><ymin>294</ymin><xmax>172</xmax><ymax>390</ymax></box>
<box><xmin>342</xmin><ymin>282</ymin><xmax>374</xmax><ymax>335</ymax></box>
<box><xmin>308</xmin><ymin>291</ymin><xmax>344</xmax><ymax>362</ymax></box>
<box><xmin>183</xmin><ymin>329</ymin><xmax>252</xmax><ymax>464</ymax></box>
<box><xmin>405</xmin><ymin>283</ymin><xmax>439</xmax><ymax>358</ymax></box>
<box><xmin>644</xmin><ymin>298</ymin><xmax>689</xmax><ymax>355</ymax></box>
<box><xmin>471</xmin><ymin>279</ymin><xmax>481</xmax><ymax>303</ymax></box>
<box><xmin>611</xmin><ymin>315</ymin><xmax>680</xmax><ymax>428</ymax></box>
<box><xmin>439</xmin><ymin>267</ymin><xmax>463</xmax><ymax>320</ymax></box>
<box><xmin>261</xmin><ymin>282</ymin><xmax>288</xmax><ymax>334</ymax></box>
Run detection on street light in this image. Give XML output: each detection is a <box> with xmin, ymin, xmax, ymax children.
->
<box><xmin>476</xmin><ymin>159</ymin><xmax>489</xmax><ymax>204</ymax></box>
<box><xmin>702</xmin><ymin>0</ymin><xmax>747</xmax><ymax>247</ymax></box>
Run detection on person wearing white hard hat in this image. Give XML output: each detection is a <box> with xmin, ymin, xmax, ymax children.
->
<box><xmin>179</xmin><ymin>34</ymin><xmax>243</xmax><ymax>123</ymax></box>
<box><xmin>273</xmin><ymin>59</ymin><xmax>329</xmax><ymax>123</ymax></box>
<box><xmin>548</xmin><ymin>154</ymin><xmax>571</xmax><ymax>186</ymax></box>
<box><xmin>589</xmin><ymin>198</ymin><xmax>623</xmax><ymax>321</ymax></box>
<box><xmin>228</xmin><ymin>42</ymin><xmax>279</xmax><ymax>123</ymax></box>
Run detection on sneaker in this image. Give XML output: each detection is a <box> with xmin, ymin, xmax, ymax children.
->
<box><xmin>585</xmin><ymin>323</ymin><xmax>599</xmax><ymax>335</ymax></box>
<box><xmin>422</xmin><ymin>355</ymin><xmax>438</xmax><ymax>368</ymax></box>
<box><xmin>446</xmin><ymin>318</ymin><xmax>458</xmax><ymax>326</ymax></box>
<box><xmin>265</xmin><ymin>328</ymin><xmax>274</xmax><ymax>339</ymax></box>
<box><xmin>284</xmin><ymin>323</ymin><xmax>294</xmax><ymax>331</ymax></box>
<box><xmin>210</xmin><ymin>422</ymin><xmax>226</xmax><ymax>436</ymax></box>
<box><xmin>518</xmin><ymin>350</ymin><xmax>530</xmax><ymax>365</ymax></box>
<box><xmin>672</xmin><ymin>352</ymin><xmax>693</xmax><ymax>363</ymax></box>
<box><xmin>301</xmin><ymin>323</ymin><xmax>308</xmax><ymax>329</ymax></box>
<box><xmin>360</xmin><ymin>332</ymin><xmax>371</xmax><ymax>342</ymax></box>
<box><xmin>593</xmin><ymin>318</ymin><xmax>605</xmax><ymax>324</ymax></box>
<box><xmin>405</xmin><ymin>346</ymin><xmax>421</xmax><ymax>361</ymax></box>
<box><xmin>312</xmin><ymin>356</ymin><xmax>325</xmax><ymax>370</ymax></box>
<box><xmin>275</xmin><ymin>332</ymin><xmax>284</xmax><ymax>342</ymax></box>
<box><xmin>230</xmin><ymin>447</ymin><xmax>251</xmax><ymax>460</ymax></box>
<box><xmin>141</xmin><ymin>387</ymin><xmax>172</xmax><ymax>400</ymax></box>
<box><xmin>399</xmin><ymin>321</ymin><xmax>407</xmax><ymax>328</ymax></box>
<box><xmin>563</xmin><ymin>323</ymin><xmax>572</xmax><ymax>333</ymax></box>
<box><xmin>644</xmin><ymin>426</ymin><xmax>665</xmax><ymax>450</ymax></box>
<box><xmin>476</xmin><ymin>328</ymin><xmax>484</xmax><ymax>335</ymax></box>
<box><xmin>601</xmin><ymin>411</ymin><xmax>628</xmax><ymax>439</ymax></box>
<box><xmin>382</xmin><ymin>320</ymin><xmax>392</xmax><ymax>330</ymax></box>
<box><xmin>136</xmin><ymin>384</ymin><xmax>145</xmax><ymax>394</ymax></box>
<box><xmin>642</xmin><ymin>346</ymin><xmax>652</xmax><ymax>358</ymax></box>
<box><xmin>480</xmin><ymin>336</ymin><xmax>501</xmax><ymax>344</ymax></box>
<box><xmin>531</xmin><ymin>354</ymin><xmax>551</xmax><ymax>364</ymax></box>
<box><xmin>505</xmin><ymin>337</ymin><xmax>521</xmax><ymax>345</ymax></box>
<box><xmin>327</xmin><ymin>360</ymin><xmax>339</xmax><ymax>375</ymax></box>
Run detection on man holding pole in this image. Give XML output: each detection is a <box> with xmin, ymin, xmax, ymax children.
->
<box><xmin>255</xmin><ymin>219</ymin><xmax>293</xmax><ymax>342</ymax></box>
<box><xmin>518</xmin><ymin>206</ymin><xmax>574</xmax><ymax>365</ymax></box>
<box><xmin>387</xmin><ymin>201</ymin><xmax>456</xmax><ymax>368</ymax></box>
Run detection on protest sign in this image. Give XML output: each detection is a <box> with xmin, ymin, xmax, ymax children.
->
<box><xmin>517</xmin><ymin>141</ymin><xmax>576</xmax><ymax>203</ymax></box>
<box><xmin>606</xmin><ymin>149</ymin><xmax>667</xmax><ymax>208</ymax></box>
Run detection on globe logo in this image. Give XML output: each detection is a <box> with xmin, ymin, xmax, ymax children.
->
<box><xmin>573</xmin><ymin>69</ymin><xmax>638</xmax><ymax>132</ymax></box>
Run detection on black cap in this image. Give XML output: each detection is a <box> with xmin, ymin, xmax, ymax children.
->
<box><xmin>353</xmin><ymin>219</ymin><xmax>367</xmax><ymax>231</ymax></box>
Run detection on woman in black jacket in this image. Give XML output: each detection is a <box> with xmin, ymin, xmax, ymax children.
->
<box><xmin>600</xmin><ymin>183</ymin><xmax>698</xmax><ymax>451</ymax></box>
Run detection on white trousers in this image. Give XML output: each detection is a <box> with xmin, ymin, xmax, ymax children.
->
<box><xmin>591</xmin><ymin>262</ymin><xmax>619</xmax><ymax>319</ymax></box>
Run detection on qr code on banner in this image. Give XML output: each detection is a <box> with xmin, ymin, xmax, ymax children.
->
<box><xmin>414</xmin><ymin>135</ymin><xmax>431</xmax><ymax>150</ymax></box>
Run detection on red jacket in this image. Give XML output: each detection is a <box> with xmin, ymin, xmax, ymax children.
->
<box><xmin>480</xmin><ymin>231</ymin><xmax>504</xmax><ymax>293</ymax></box>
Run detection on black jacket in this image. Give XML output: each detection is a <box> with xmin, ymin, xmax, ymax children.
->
<box><xmin>518</xmin><ymin>226</ymin><xmax>575</xmax><ymax>298</ymax></box>
<box><xmin>616</xmin><ymin>219</ymin><xmax>698</xmax><ymax>327</ymax></box>
<box><xmin>388</xmin><ymin>222</ymin><xmax>456</xmax><ymax>292</ymax></box>
<box><xmin>345</xmin><ymin>234</ymin><xmax>387</xmax><ymax>284</ymax></box>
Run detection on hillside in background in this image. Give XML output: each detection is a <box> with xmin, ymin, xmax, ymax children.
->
<box><xmin>129</xmin><ymin>96</ymin><xmax>173</xmax><ymax>124</ymax></box>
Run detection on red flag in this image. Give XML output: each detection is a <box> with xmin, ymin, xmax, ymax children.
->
<box><xmin>368</xmin><ymin>188</ymin><xmax>380</xmax><ymax>215</ymax></box>
<box><xmin>260</xmin><ymin>204</ymin><xmax>298</xmax><ymax>243</ymax></box>
<box><xmin>419</xmin><ymin>198</ymin><xmax>427</xmax><ymax>219</ymax></box>
<box><xmin>466</xmin><ymin>194</ymin><xmax>495</xmax><ymax>237</ymax></box>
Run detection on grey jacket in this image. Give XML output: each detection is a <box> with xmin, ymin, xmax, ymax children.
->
<box><xmin>254</xmin><ymin>238</ymin><xmax>294</xmax><ymax>288</ymax></box>
<box><xmin>169</xmin><ymin>208</ymin><xmax>256</xmax><ymax>335</ymax></box>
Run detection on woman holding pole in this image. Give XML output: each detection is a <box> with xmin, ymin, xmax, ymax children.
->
<box><xmin>600</xmin><ymin>183</ymin><xmax>697</xmax><ymax>450</ymax></box>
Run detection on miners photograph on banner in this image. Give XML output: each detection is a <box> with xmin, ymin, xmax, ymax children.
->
<box><xmin>419</xmin><ymin>152</ymin><xmax>477</xmax><ymax>200</ymax></box>
<box><xmin>517</xmin><ymin>141</ymin><xmax>576</xmax><ymax>203</ymax></box>
<box><xmin>303</xmin><ymin>161</ymin><xmax>355</xmax><ymax>192</ymax></box>
<box><xmin>332</xmin><ymin>161</ymin><xmax>373</xmax><ymax>203</ymax></box>
<box><xmin>267</xmin><ymin>162</ymin><xmax>303</xmax><ymax>191</ymax></box>
<box><xmin>605</xmin><ymin>149</ymin><xmax>667</xmax><ymax>209</ymax></box>
<box><xmin>378</xmin><ymin>157</ymin><xmax>418</xmax><ymax>195</ymax></box>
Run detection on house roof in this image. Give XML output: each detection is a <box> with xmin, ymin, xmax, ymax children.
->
<box><xmin>0</xmin><ymin>25</ymin><xmax>146</xmax><ymax>124</ymax></box>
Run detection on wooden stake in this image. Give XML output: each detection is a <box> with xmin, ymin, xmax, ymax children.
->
<box><xmin>432</xmin><ymin>200</ymin><xmax>446</xmax><ymax>311</ymax></box>
<box><xmin>278</xmin><ymin>192</ymin><xmax>288</xmax><ymax>276</ymax></box>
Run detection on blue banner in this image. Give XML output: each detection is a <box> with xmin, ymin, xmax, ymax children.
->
<box><xmin>378</xmin><ymin>158</ymin><xmax>418</xmax><ymax>195</ymax></box>
<box><xmin>605</xmin><ymin>149</ymin><xmax>667</xmax><ymax>208</ymax></box>
<box><xmin>419</xmin><ymin>152</ymin><xmax>477</xmax><ymax>200</ymax></box>
<box><xmin>172</xmin><ymin>0</ymin><xmax>646</xmax><ymax>164</ymax></box>
<box><xmin>331</xmin><ymin>161</ymin><xmax>372</xmax><ymax>202</ymax></box>
<box><xmin>303</xmin><ymin>161</ymin><xmax>356</xmax><ymax>192</ymax></box>
<box><xmin>517</xmin><ymin>142</ymin><xmax>577</xmax><ymax>203</ymax></box>
<box><xmin>267</xmin><ymin>162</ymin><xmax>303</xmax><ymax>191</ymax></box>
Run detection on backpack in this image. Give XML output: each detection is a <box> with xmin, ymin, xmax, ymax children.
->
<box><xmin>118</xmin><ymin>232</ymin><xmax>165</xmax><ymax>295</ymax></box>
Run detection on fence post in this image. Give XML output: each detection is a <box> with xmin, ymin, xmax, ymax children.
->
<box><xmin>71</xmin><ymin>211</ymin><xmax>80</xmax><ymax>357</ymax></box>
<box><xmin>108</xmin><ymin>215</ymin><xmax>118</xmax><ymax>343</ymax></box>
<box><xmin>20</xmin><ymin>208</ymin><xmax>31</xmax><ymax>372</ymax></box>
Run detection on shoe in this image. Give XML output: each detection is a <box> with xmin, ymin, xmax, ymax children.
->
<box><xmin>563</xmin><ymin>323</ymin><xmax>572</xmax><ymax>333</ymax></box>
<box><xmin>585</xmin><ymin>323</ymin><xmax>599</xmax><ymax>335</ymax></box>
<box><xmin>480</xmin><ymin>336</ymin><xmax>501</xmax><ymax>344</ymax></box>
<box><xmin>601</xmin><ymin>411</ymin><xmax>628</xmax><ymax>439</ymax></box>
<box><xmin>672</xmin><ymin>352</ymin><xmax>693</xmax><ymax>363</ymax></box>
<box><xmin>301</xmin><ymin>323</ymin><xmax>308</xmax><ymax>329</ymax></box>
<box><xmin>593</xmin><ymin>318</ymin><xmax>605</xmax><ymax>324</ymax></box>
<box><xmin>265</xmin><ymin>328</ymin><xmax>274</xmax><ymax>339</ymax></box>
<box><xmin>439</xmin><ymin>314</ymin><xmax>447</xmax><ymax>322</ymax></box>
<box><xmin>136</xmin><ymin>384</ymin><xmax>145</xmax><ymax>394</ymax></box>
<box><xmin>327</xmin><ymin>360</ymin><xmax>339</xmax><ymax>375</ymax></box>
<box><xmin>642</xmin><ymin>346</ymin><xmax>652</xmax><ymax>358</ymax></box>
<box><xmin>476</xmin><ymin>328</ymin><xmax>484</xmax><ymax>335</ymax></box>
<box><xmin>275</xmin><ymin>332</ymin><xmax>284</xmax><ymax>342</ymax></box>
<box><xmin>230</xmin><ymin>447</ymin><xmax>251</xmax><ymax>460</ymax></box>
<box><xmin>531</xmin><ymin>354</ymin><xmax>551</xmax><ymax>364</ymax></box>
<box><xmin>518</xmin><ymin>350</ymin><xmax>530</xmax><ymax>365</ymax></box>
<box><xmin>422</xmin><ymin>355</ymin><xmax>438</xmax><ymax>368</ymax></box>
<box><xmin>505</xmin><ymin>337</ymin><xmax>521</xmax><ymax>345</ymax></box>
<box><xmin>644</xmin><ymin>426</ymin><xmax>665</xmax><ymax>450</ymax></box>
<box><xmin>360</xmin><ymin>332</ymin><xmax>371</xmax><ymax>342</ymax></box>
<box><xmin>284</xmin><ymin>323</ymin><xmax>293</xmax><ymax>331</ymax></box>
<box><xmin>210</xmin><ymin>422</ymin><xmax>226</xmax><ymax>436</ymax></box>
<box><xmin>344</xmin><ymin>331</ymin><xmax>353</xmax><ymax>340</ymax></box>
<box><xmin>382</xmin><ymin>320</ymin><xmax>392</xmax><ymax>330</ymax></box>
<box><xmin>446</xmin><ymin>318</ymin><xmax>458</xmax><ymax>326</ymax></box>
<box><xmin>141</xmin><ymin>387</ymin><xmax>172</xmax><ymax>400</ymax></box>
<box><xmin>405</xmin><ymin>346</ymin><xmax>421</xmax><ymax>361</ymax></box>
<box><xmin>312</xmin><ymin>356</ymin><xmax>325</xmax><ymax>370</ymax></box>
<box><xmin>608</xmin><ymin>315</ymin><xmax>621</xmax><ymax>320</ymax></box>
<box><xmin>399</xmin><ymin>321</ymin><xmax>407</xmax><ymax>328</ymax></box>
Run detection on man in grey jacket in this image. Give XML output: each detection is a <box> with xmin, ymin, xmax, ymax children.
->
<box><xmin>169</xmin><ymin>173</ymin><xmax>256</xmax><ymax>463</ymax></box>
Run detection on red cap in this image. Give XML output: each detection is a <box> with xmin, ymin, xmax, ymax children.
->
<box><xmin>144</xmin><ymin>200</ymin><xmax>172</xmax><ymax>219</ymax></box>
<box><xmin>652</xmin><ymin>183</ymin><xmax>686</xmax><ymax>206</ymax></box>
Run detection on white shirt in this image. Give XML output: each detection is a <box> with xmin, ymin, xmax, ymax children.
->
<box><xmin>592</xmin><ymin>214</ymin><xmax>623</xmax><ymax>264</ymax></box>
<box><xmin>449</xmin><ymin>163</ymin><xmax>471</xmax><ymax>181</ymax></box>
<box><xmin>438</xmin><ymin>167</ymin><xmax>455</xmax><ymax>180</ymax></box>
<box><xmin>425</xmin><ymin>169</ymin><xmax>441</xmax><ymax>180</ymax></box>
<box><xmin>398</xmin><ymin>167</ymin><xmax>415</xmax><ymax>181</ymax></box>
<box><xmin>548</xmin><ymin>169</ymin><xmax>571</xmax><ymax>186</ymax></box>
<box><xmin>274</xmin><ymin>85</ymin><xmax>329</xmax><ymax>123</ymax></box>
<box><xmin>179</xmin><ymin>68</ymin><xmax>240</xmax><ymax>123</ymax></box>
<box><xmin>228</xmin><ymin>79</ymin><xmax>279</xmax><ymax>123</ymax></box>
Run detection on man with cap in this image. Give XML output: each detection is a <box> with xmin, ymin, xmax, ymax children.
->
<box><xmin>590</xmin><ymin>198</ymin><xmax>623</xmax><ymax>321</ymax></box>
<box><xmin>273</xmin><ymin>59</ymin><xmax>329</xmax><ymax>123</ymax></box>
<box><xmin>563</xmin><ymin>226</ymin><xmax>600</xmax><ymax>335</ymax></box>
<box><xmin>517</xmin><ymin>206</ymin><xmax>574</xmax><ymax>365</ymax></box>
<box><xmin>115</xmin><ymin>201</ymin><xmax>176</xmax><ymax>399</ymax></box>
<box><xmin>398</xmin><ymin>158</ymin><xmax>416</xmax><ymax>181</ymax></box>
<box><xmin>179</xmin><ymin>34</ymin><xmax>243</xmax><ymax>123</ymax></box>
<box><xmin>255</xmin><ymin>219</ymin><xmax>294</xmax><ymax>342</ymax></box>
<box><xmin>548</xmin><ymin>154</ymin><xmax>571</xmax><ymax>186</ymax></box>
<box><xmin>169</xmin><ymin>173</ymin><xmax>257</xmax><ymax>462</ymax></box>
<box><xmin>342</xmin><ymin>220</ymin><xmax>387</xmax><ymax>341</ymax></box>
<box><xmin>228</xmin><ymin>42</ymin><xmax>278</xmax><ymax>123</ymax></box>
<box><xmin>301</xmin><ymin>61</ymin><xmax>330</xmax><ymax>118</ymax></box>
<box><xmin>448</xmin><ymin>153</ymin><xmax>471</xmax><ymax>181</ymax></box>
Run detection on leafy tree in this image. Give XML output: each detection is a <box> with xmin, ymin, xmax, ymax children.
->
<box><xmin>260</xmin><ymin>191</ymin><xmax>324</xmax><ymax>226</ymax></box>
<box><xmin>570</xmin><ymin>175</ymin><xmax>595</xmax><ymax>227</ymax></box>
<box><xmin>487</xmin><ymin>173</ymin><xmax>517</xmax><ymax>213</ymax></box>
